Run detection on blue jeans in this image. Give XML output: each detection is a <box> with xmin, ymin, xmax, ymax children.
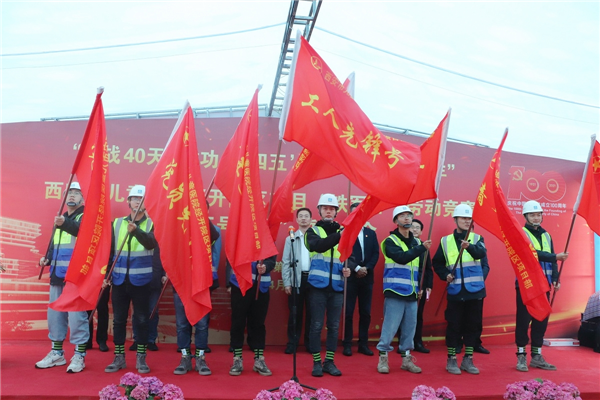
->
<box><xmin>308</xmin><ymin>288</ymin><xmax>343</xmax><ymax>354</ymax></box>
<box><xmin>377</xmin><ymin>296</ymin><xmax>417</xmax><ymax>353</ymax></box>
<box><xmin>48</xmin><ymin>284</ymin><xmax>90</xmax><ymax>347</ymax></box>
<box><xmin>173</xmin><ymin>290</ymin><xmax>209</xmax><ymax>349</ymax></box>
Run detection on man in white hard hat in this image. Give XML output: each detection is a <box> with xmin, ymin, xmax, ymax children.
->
<box><xmin>36</xmin><ymin>182</ymin><xmax>89</xmax><ymax>373</ymax></box>
<box><xmin>432</xmin><ymin>203</ymin><xmax>487</xmax><ymax>375</ymax></box>
<box><xmin>305</xmin><ymin>194</ymin><xmax>351</xmax><ymax>377</ymax></box>
<box><xmin>105</xmin><ymin>185</ymin><xmax>157</xmax><ymax>374</ymax></box>
<box><xmin>376</xmin><ymin>205</ymin><xmax>432</xmax><ymax>375</ymax></box>
<box><xmin>516</xmin><ymin>200</ymin><xmax>568</xmax><ymax>372</ymax></box>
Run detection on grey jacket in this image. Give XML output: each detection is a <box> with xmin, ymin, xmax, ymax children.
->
<box><xmin>281</xmin><ymin>230</ymin><xmax>310</xmax><ymax>289</ymax></box>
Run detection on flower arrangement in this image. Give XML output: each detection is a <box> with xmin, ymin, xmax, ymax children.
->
<box><xmin>504</xmin><ymin>379</ymin><xmax>581</xmax><ymax>400</ymax></box>
<box><xmin>411</xmin><ymin>385</ymin><xmax>456</xmax><ymax>400</ymax></box>
<box><xmin>99</xmin><ymin>372</ymin><xmax>185</xmax><ymax>400</ymax></box>
<box><xmin>254</xmin><ymin>380</ymin><xmax>337</xmax><ymax>400</ymax></box>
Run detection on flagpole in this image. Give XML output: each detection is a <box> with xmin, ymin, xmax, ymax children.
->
<box><xmin>341</xmin><ymin>180</ymin><xmax>352</xmax><ymax>338</ymax></box>
<box><xmin>205</xmin><ymin>173</ymin><xmax>216</xmax><ymax>196</ymax></box>
<box><xmin>550</xmin><ymin>213</ymin><xmax>577</xmax><ymax>306</ymax></box>
<box><xmin>39</xmin><ymin>174</ymin><xmax>76</xmax><ymax>280</ymax></box>
<box><xmin>418</xmin><ymin>198</ymin><xmax>438</xmax><ymax>298</ymax></box>
<box><xmin>150</xmin><ymin>277</ymin><xmax>170</xmax><ymax>320</ymax></box>
<box><xmin>89</xmin><ymin>196</ymin><xmax>146</xmax><ymax>323</ymax></box>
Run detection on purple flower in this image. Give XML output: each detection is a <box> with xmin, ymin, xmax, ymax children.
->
<box><xmin>558</xmin><ymin>382</ymin><xmax>581</xmax><ymax>398</ymax></box>
<box><xmin>99</xmin><ymin>384</ymin><xmax>122</xmax><ymax>400</ymax></box>
<box><xmin>254</xmin><ymin>389</ymin><xmax>274</xmax><ymax>400</ymax></box>
<box><xmin>130</xmin><ymin>385</ymin><xmax>149</xmax><ymax>400</ymax></box>
<box><xmin>160</xmin><ymin>383</ymin><xmax>185</xmax><ymax>400</ymax></box>
<box><xmin>138</xmin><ymin>376</ymin><xmax>164</xmax><ymax>395</ymax></box>
<box><xmin>412</xmin><ymin>385</ymin><xmax>437</xmax><ymax>400</ymax></box>
<box><xmin>435</xmin><ymin>386</ymin><xmax>456</xmax><ymax>400</ymax></box>
<box><xmin>116</xmin><ymin>397</ymin><xmax>128</xmax><ymax>400</ymax></box>
<box><xmin>315</xmin><ymin>388</ymin><xmax>336</xmax><ymax>400</ymax></box>
<box><xmin>119</xmin><ymin>372</ymin><xmax>142</xmax><ymax>387</ymax></box>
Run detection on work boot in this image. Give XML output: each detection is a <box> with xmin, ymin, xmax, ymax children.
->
<box><xmin>196</xmin><ymin>356</ymin><xmax>212</xmax><ymax>376</ymax></box>
<box><xmin>401</xmin><ymin>355</ymin><xmax>422</xmax><ymax>373</ymax></box>
<box><xmin>253</xmin><ymin>356</ymin><xmax>272</xmax><ymax>376</ymax></box>
<box><xmin>312</xmin><ymin>361</ymin><xmax>323</xmax><ymax>377</ymax></box>
<box><xmin>105</xmin><ymin>354</ymin><xmax>126</xmax><ymax>373</ymax></box>
<box><xmin>66</xmin><ymin>353</ymin><xmax>85</xmax><ymax>373</ymax></box>
<box><xmin>377</xmin><ymin>353</ymin><xmax>389</xmax><ymax>374</ymax></box>
<box><xmin>35</xmin><ymin>350</ymin><xmax>66</xmax><ymax>369</ymax></box>
<box><xmin>136</xmin><ymin>353</ymin><xmax>150</xmax><ymax>374</ymax></box>
<box><xmin>322</xmin><ymin>360</ymin><xmax>342</xmax><ymax>376</ymax></box>
<box><xmin>460</xmin><ymin>356</ymin><xmax>480</xmax><ymax>374</ymax></box>
<box><xmin>446</xmin><ymin>357</ymin><xmax>461</xmax><ymax>375</ymax></box>
<box><xmin>229</xmin><ymin>356</ymin><xmax>243</xmax><ymax>376</ymax></box>
<box><xmin>530</xmin><ymin>354</ymin><xmax>556</xmax><ymax>370</ymax></box>
<box><xmin>173</xmin><ymin>355</ymin><xmax>192</xmax><ymax>375</ymax></box>
<box><xmin>516</xmin><ymin>354</ymin><xmax>529</xmax><ymax>372</ymax></box>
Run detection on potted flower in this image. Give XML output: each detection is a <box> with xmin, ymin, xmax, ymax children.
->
<box><xmin>99</xmin><ymin>372</ymin><xmax>185</xmax><ymax>400</ymax></box>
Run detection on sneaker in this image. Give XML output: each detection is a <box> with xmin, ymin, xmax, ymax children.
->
<box><xmin>173</xmin><ymin>355</ymin><xmax>192</xmax><ymax>375</ymax></box>
<box><xmin>446</xmin><ymin>357</ymin><xmax>461</xmax><ymax>375</ymax></box>
<box><xmin>147</xmin><ymin>342</ymin><xmax>159</xmax><ymax>351</ymax></box>
<box><xmin>105</xmin><ymin>354</ymin><xmax>126</xmax><ymax>373</ymax></box>
<box><xmin>460</xmin><ymin>356</ymin><xmax>480</xmax><ymax>374</ymax></box>
<box><xmin>66</xmin><ymin>353</ymin><xmax>85</xmax><ymax>373</ymax></box>
<box><xmin>229</xmin><ymin>356</ymin><xmax>243</xmax><ymax>376</ymax></box>
<box><xmin>401</xmin><ymin>355</ymin><xmax>422</xmax><ymax>373</ymax></box>
<box><xmin>530</xmin><ymin>354</ymin><xmax>556</xmax><ymax>371</ymax></box>
<box><xmin>136</xmin><ymin>353</ymin><xmax>150</xmax><ymax>374</ymax></box>
<box><xmin>322</xmin><ymin>360</ymin><xmax>342</xmax><ymax>376</ymax></box>
<box><xmin>312</xmin><ymin>361</ymin><xmax>323</xmax><ymax>377</ymax></box>
<box><xmin>35</xmin><ymin>350</ymin><xmax>66</xmax><ymax>369</ymax></box>
<box><xmin>516</xmin><ymin>354</ymin><xmax>529</xmax><ymax>372</ymax></box>
<box><xmin>377</xmin><ymin>353</ymin><xmax>389</xmax><ymax>374</ymax></box>
<box><xmin>196</xmin><ymin>356</ymin><xmax>212</xmax><ymax>376</ymax></box>
<box><xmin>253</xmin><ymin>356</ymin><xmax>272</xmax><ymax>376</ymax></box>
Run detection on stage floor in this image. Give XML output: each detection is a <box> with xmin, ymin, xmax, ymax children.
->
<box><xmin>1</xmin><ymin>340</ymin><xmax>598</xmax><ymax>400</ymax></box>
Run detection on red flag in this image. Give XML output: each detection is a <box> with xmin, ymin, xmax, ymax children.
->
<box><xmin>574</xmin><ymin>136</ymin><xmax>600</xmax><ymax>236</ymax></box>
<box><xmin>50</xmin><ymin>88</ymin><xmax>111</xmax><ymax>311</ymax></box>
<box><xmin>215</xmin><ymin>89</ymin><xmax>278</xmax><ymax>295</ymax></box>
<box><xmin>279</xmin><ymin>33</ymin><xmax>420</xmax><ymax>205</ymax></box>
<box><xmin>145</xmin><ymin>102</ymin><xmax>214</xmax><ymax>325</ymax></box>
<box><xmin>338</xmin><ymin>111</ymin><xmax>450</xmax><ymax>261</ymax></box>
<box><xmin>473</xmin><ymin>130</ymin><xmax>551</xmax><ymax>321</ymax></box>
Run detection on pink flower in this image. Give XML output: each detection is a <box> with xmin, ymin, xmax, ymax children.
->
<box><xmin>315</xmin><ymin>388</ymin><xmax>336</xmax><ymax>400</ymax></box>
<box><xmin>119</xmin><ymin>372</ymin><xmax>141</xmax><ymax>387</ymax></box>
<box><xmin>160</xmin><ymin>383</ymin><xmax>185</xmax><ymax>400</ymax></box>
<box><xmin>436</xmin><ymin>386</ymin><xmax>456</xmax><ymax>400</ymax></box>
<box><xmin>99</xmin><ymin>384</ymin><xmax>122</xmax><ymax>400</ymax></box>
<box><xmin>412</xmin><ymin>385</ymin><xmax>437</xmax><ymax>400</ymax></box>
<box><xmin>139</xmin><ymin>376</ymin><xmax>164</xmax><ymax>395</ymax></box>
<box><xmin>254</xmin><ymin>389</ymin><xmax>274</xmax><ymax>400</ymax></box>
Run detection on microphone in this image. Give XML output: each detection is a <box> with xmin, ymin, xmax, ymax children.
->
<box><xmin>288</xmin><ymin>226</ymin><xmax>295</xmax><ymax>241</ymax></box>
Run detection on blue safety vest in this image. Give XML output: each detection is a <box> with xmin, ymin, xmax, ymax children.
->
<box><xmin>229</xmin><ymin>261</ymin><xmax>272</xmax><ymax>293</ymax></box>
<box><xmin>381</xmin><ymin>235</ymin><xmax>421</xmax><ymax>296</ymax></box>
<box><xmin>112</xmin><ymin>217</ymin><xmax>154</xmax><ymax>286</ymax></box>
<box><xmin>306</xmin><ymin>226</ymin><xmax>344</xmax><ymax>292</ymax></box>
<box><xmin>440</xmin><ymin>233</ymin><xmax>484</xmax><ymax>295</ymax></box>
<box><xmin>522</xmin><ymin>228</ymin><xmax>553</xmax><ymax>286</ymax></box>
<box><xmin>50</xmin><ymin>213</ymin><xmax>83</xmax><ymax>278</ymax></box>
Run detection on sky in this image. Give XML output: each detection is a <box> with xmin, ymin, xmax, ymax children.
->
<box><xmin>1</xmin><ymin>1</ymin><xmax>599</xmax><ymax>162</ymax></box>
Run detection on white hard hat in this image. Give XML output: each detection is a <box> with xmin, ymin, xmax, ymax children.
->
<box><xmin>522</xmin><ymin>200</ymin><xmax>543</xmax><ymax>215</ymax></box>
<box><xmin>128</xmin><ymin>185</ymin><xmax>145</xmax><ymax>199</ymax></box>
<box><xmin>392</xmin><ymin>205</ymin><xmax>413</xmax><ymax>222</ymax></box>
<box><xmin>317</xmin><ymin>193</ymin><xmax>339</xmax><ymax>209</ymax></box>
<box><xmin>69</xmin><ymin>182</ymin><xmax>81</xmax><ymax>191</ymax></box>
<box><xmin>453</xmin><ymin>204</ymin><xmax>473</xmax><ymax>218</ymax></box>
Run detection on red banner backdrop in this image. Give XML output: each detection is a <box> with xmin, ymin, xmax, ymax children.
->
<box><xmin>0</xmin><ymin>118</ymin><xmax>595</xmax><ymax>345</ymax></box>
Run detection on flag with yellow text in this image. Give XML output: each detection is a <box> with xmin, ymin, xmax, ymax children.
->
<box><xmin>574</xmin><ymin>136</ymin><xmax>600</xmax><ymax>236</ymax></box>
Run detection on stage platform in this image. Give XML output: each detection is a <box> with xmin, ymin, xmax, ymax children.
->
<box><xmin>1</xmin><ymin>340</ymin><xmax>598</xmax><ymax>399</ymax></box>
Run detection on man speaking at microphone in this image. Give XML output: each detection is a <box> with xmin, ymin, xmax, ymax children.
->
<box><xmin>282</xmin><ymin>208</ymin><xmax>313</xmax><ymax>355</ymax></box>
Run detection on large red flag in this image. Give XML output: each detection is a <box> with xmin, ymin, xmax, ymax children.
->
<box><xmin>215</xmin><ymin>89</ymin><xmax>278</xmax><ymax>295</ymax></box>
<box><xmin>473</xmin><ymin>130</ymin><xmax>551</xmax><ymax>321</ymax></box>
<box><xmin>279</xmin><ymin>33</ymin><xmax>421</xmax><ymax>205</ymax></box>
<box><xmin>145</xmin><ymin>102</ymin><xmax>214</xmax><ymax>325</ymax></box>
<box><xmin>338</xmin><ymin>111</ymin><xmax>450</xmax><ymax>261</ymax></box>
<box><xmin>50</xmin><ymin>88</ymin><xmax>112</xmax><ymax>311</ymax></box>
<box><xmin>574</xmin><ymin>136</ymin><xmax>600</xmax><ymax>236</ymax></box>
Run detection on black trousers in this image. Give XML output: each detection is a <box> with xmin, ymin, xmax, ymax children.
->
<box><xmin>445</xmin><ymin>299</ymin><xmax>483</xmax><ymax>348</ymax></box>
<box><xmin>112</xmin><ymin>281</ymin><xmax>150</xmax><ymax>346</ymax></box>
<box><xmin>88</xmin><ymin>285</ymin><xmax>110</xmax><ymax>345</ymax></box>
<box><xmin>515</xmin><ymin>288</ymin><xmax>549</xmax><ymax>349</ymax></box>
<box><xmin>230</xmin><ymin>284</ymin><xmax>269</xmax><ymax>350</ymax></box>
<box><xmin>343</xmin><ymin>276</ymin><xmax>373</xmax><ymax>346</ymax></box>
<box><xmin>287</xmin><ymin>274</ymin><xmax>311</xmax><ymax>347</ymax></box>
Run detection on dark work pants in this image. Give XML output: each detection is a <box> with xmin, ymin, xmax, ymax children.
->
<box><xmin>343</xmin><ymin>277</ymin><xmax>373</xmax><ymax>346</ymax></box>
<box><xmin>112</xmin><ymin>281</ymin><xmax>150</xmax><ymax>346</ymax></box>
<box><xmin>230</xmin><ymin>284</ymin><xmax>269</xmax><ymax>350</ymax></box>
<box><xmin>414</xmin><ymin>291</ymin><xmax>427</xmax><ymax>344</ymax></box>
<box><xmin>515</xmin><ymin>288</ymin><xmax>549</xmax><ymax>349</ymax></box>
<box><xmin>309</xmin><ymin>288</ymin><xmax>343</xmax><ymax>354</ymax></box>
<box><xmin>445</xmin><ymin>299</ymin><xmax>483</xmax><ymax>348</ymax></box>
<box><xmin>287</xmin><ymin>274</ymin><xmax>311</xmax><ymax>347</ymax></box>
<box><xmin>88</xmin><ymin>284</ymin><xmax>110</xmax><ymax>345</ymax></box>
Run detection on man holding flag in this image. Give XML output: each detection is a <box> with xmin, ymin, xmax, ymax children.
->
<box><xmin>36</xmin><ymin>182</ymin><xmax>89</xmax><ymax>373</ymax></box>
<box><xmin>516</xmin><ymin>200</ymin><xmax>568</xmax><ymax>372</ymax></box>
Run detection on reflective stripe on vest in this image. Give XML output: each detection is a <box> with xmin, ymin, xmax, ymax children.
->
<box><xmin>112</xmin><ymin>217</ymin><xmax>154</xmax><ymax>286</ymax></box>
<box><xmin>50</xmin><ymin>213</ymin><xmax>83</xmax><ymax>278</ymax></box>
<box><xmin>307</xmin><ymin>226</ymin><xmax>344</xmax><ymax>291</ymax></box>
<box><xmin>229</xmin><ymin>261</ymin><xmax>272</xmax><ymax>293</ymax></box>
<box><xmin>381</xmin><ymin>235</ymin><xmax>420</xmax><ymax>296</ymax></box>
<box><xmin>522</xmin><ymin>228</ymin><xmax>553</xmax><ymax>285</ymax></box>
<box><xmin>440</xmin><ymin>233</ymin><xmax>484</xmax><ymax>295</ymax></box>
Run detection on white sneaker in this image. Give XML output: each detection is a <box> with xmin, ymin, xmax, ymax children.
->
<box><xmin>35</xmin><ymin>350</ymin><xmax>66</xmax><ymax>369</ymax></box>
<box><xmin>67</xmin><ymin>353</ymin><xmax>85</xmax><ymax>373</ymax></box>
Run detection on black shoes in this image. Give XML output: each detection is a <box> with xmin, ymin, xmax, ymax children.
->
<box><xmin>129</xmin><ymin>342</ymin><xmax>138</xmax><ymax>351</ymax></box>
<box><xmin>147</xmin><ymin>342</ymin><xmax>159</xmax><ymax>351</ymax></box>
<box><xmin>357</xmin><ymin>345</ymin><xmax>374</xmax><ymax>356</ymax></box>
<box><xmin>474</xmin><ymin>345</ymin><xmax>490</xmax><ymax>354</ymax></box>
<box><xmin>322</xmin><ymin>360</ymin><xmax>342</xmax><ymax>376</ymax></box>
<box><xmin>98</xmin><ymin>342</ymin><xmax>109</xmax><ymax>352</ymax></box>
<box><xmin>284</xmin><ymin>344</ymin><xmax>295</xmax><ymax>354</ymax></box>
<box><xmin>414</xmin><ymin>342</ymin><xmax>430</xmax><ymax>354</ymax></box>
<box><xmin>312</xmin><ymin>361</ymin><xmax>323</xmax><ymax>377</ymax></box>
<box><xmin>342</xmin><ymin>346</ymin><xmax>352</xmax><ymax>356</ymax></box>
